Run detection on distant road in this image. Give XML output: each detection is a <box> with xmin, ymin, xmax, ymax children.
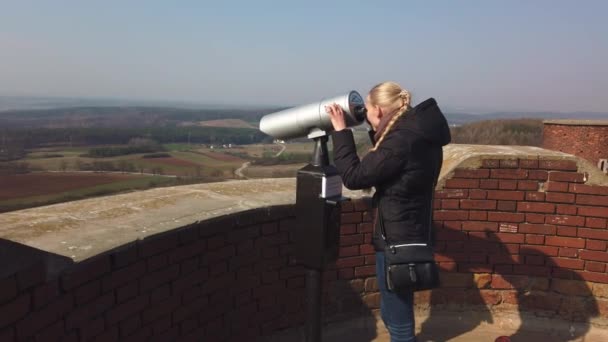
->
<box><xmin>274</xmin><ymin>144</ymin><xmax>286</xmax><ymax>157</ymax></box>
<box><xmin>235</xmin><ymin>162</ymin><xmax>251</xmax><ymax>179</ymax></box>
<box><xmin>234</xmin><ymin>143</ymin><xmax>285</xmax><ymax>179</ymax></box>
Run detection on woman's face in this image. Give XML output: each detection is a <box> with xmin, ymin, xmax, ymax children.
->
<box><xmin>365</xmin><ymin>95</ymin><xmax>382</xmax><ymax>130</ymax></box>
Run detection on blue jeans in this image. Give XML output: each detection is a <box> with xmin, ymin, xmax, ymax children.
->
<box><xmin>376</xmin><ymin>251</ymin><xmax>417</xmax><ymax>342</ymax></box>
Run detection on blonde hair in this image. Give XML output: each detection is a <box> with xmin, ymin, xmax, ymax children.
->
<box><xmin>369</xmin><ymin>82</ymin><xmax>411</xmax><ymax>151</ymax></box>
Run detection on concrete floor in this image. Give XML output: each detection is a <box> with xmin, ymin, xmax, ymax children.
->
<box><xmin>267</xmin><ymin>311</ymin><xmax>608</xmax><ymax>342</ymax></box>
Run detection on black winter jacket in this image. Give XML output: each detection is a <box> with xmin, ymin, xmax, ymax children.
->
<box><xmin>331</xmin><ymin>98</ymin><xmax>451</xmax><ymax>251</ymax></box>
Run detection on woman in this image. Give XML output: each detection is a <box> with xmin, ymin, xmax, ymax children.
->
<box><xmin>326</xmin><ymin>81</ymin><xmax>451</xmax><ymax>342</ymax></box>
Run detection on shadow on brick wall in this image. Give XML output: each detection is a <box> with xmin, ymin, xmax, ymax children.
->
<box><xmin>419</xmin><ymin>228</ymin><xmax>599</xmax><ymax>341</ymax></box>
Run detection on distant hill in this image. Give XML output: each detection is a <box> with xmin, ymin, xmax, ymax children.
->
<box><xmin>444</xmin><ymin>111</ymin><xmax>608</xmax><ymax>126</ymax></box>
<box><xmin>195</xmin><ymin>119</ymin><xmax>255</xmax><ymax>129</ymax></box>
<box><xmin>450</xmin><ymin>119</ymin><xmax>543</xmax><ymax>146</ymax></box>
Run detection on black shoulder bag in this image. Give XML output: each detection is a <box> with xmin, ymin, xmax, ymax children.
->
<box><xmin>379</xmin><ymin>190</ymin><xmax>440</xmax><ymax>292</ymax></box>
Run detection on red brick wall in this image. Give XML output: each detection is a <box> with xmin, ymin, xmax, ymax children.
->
<box><xmin>0</xmin><ymin>205</ymin><xmax>378</xmax><ymax>342</ymax></box>
<box><xmin>1</xmin><ymin>157</ymin><xmax>608</xmax><ymax>340</ymax></box>
<box><xmin>543</xmin><ymin>123</ymin><xmax>608</xmax><ymax>167</ymax></box>
<box><xmin>431</xmin><ymin>157</ymin><xmax>608</xmax><ymax>325</ymax></box>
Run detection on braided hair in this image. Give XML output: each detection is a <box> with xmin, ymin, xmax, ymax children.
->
<box><xmin>369</xmin><ymin>82</ymin><xmax>411</xmax><ymax>151</ymax></box>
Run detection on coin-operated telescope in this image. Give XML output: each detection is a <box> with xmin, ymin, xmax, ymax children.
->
<box><xmin>258</xmin><ymin>91</ymin><xmax>366</xmax><ymax>342</ymax></box>
<box><xmin>260</xmin><ymin>90</ymin><xmax>367</xmax><ymax>140</ymax></box>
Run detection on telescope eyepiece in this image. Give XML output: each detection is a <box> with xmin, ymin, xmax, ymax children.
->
<box><xmin>353</xmin><ymin>105</ymin><xmax>367</xmax><ymax>121</ymax></box>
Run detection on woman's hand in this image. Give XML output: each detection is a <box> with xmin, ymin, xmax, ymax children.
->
<box><xmin>325</xmin><ymin>103</ymin><xmax>347</xmax><ymax>131</ymax></box>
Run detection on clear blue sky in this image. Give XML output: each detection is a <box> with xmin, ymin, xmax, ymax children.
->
<box><xmin>1</xmin><ymin>0</ymin><xmax>606</xmax><ymax>112</ymax></box>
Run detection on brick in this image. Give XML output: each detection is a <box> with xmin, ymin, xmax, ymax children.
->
<box><xmin>497</xmin><ymin>200</ymin><xmax>516</xmax><ymax>211</ymax></box>
<box><xmin>117</xmin><ymin>281</ymin><xmax>139</xmax><ymax>303</ymax></box>
<box><xmin>580</xmin><ymin>250</ymin><xmax>608</xmax><ymax>262</ymax></box>
<box><xmin>579</xmin><ymin>272</ymin><xmax>608</xmax><ymax>284</ymax></box>
<box><xmin>545</xmin><ymin>182</ymin><xmax>569</xmax><ymax>192</ymax></box>
<box><xmin>341</xmin><ymin>212</ymin><xmax>361</xmax><ymax>224</ymax></box>
<box><xmin>539</xmin><ymin>159</ymin><xmax>578</xmax><ymax>171</ymax></box>
<box><xmin>460</xmin><ymin>200</ymin><xmax>496</xmax><ymax>210</ymax></box>
<box><xmin>518</xmin><ymin>180</ymin><xmax>539</xmax><ymax>191</ymax></box>
<box><xmin>569</xmin><ymin>184</ymin><xmax>608</xmax><ymax>196</ymax></box>
<box><xmin>491</xmin><ymin>169</ymin><xmax>528</xmax><ymax>179</ymax></box>
<box><xmin>111</xmin><ymin>245</ymin><xmax>138</xmax><ymax>269</ymax></box>
<box><xmin>520</xmin><ymin>245</ymin><xmax>559</xmax><ymax>257</ymax></box>
<box><xmin>339</xmin><ymin>234</ymin><xmax>364</xmax><ymax>246</ymax></box>
<box><xmin>586</xmin><ymin>217</ymin><xmax>607</xmax><ymax>229</ymax></box>
<box><xmin>488</xmin><ymin>212</ymin><xmax>525</xmax><ymax>223</ymax></box>
<box><xmin>140</xmin><ymin>234</ymin><xmax>179</xmax><ymax>257</ymax></box>
<box><xmin>528</xmin><ymin>170</ymin><xmax>549</xmax><ymax>180</ymax></box>
<box><xmin>462</xmin><ymin>221</ymin><xmax>498</xmax><ymax>231</ymax></box>
<box><xmin>106</xmin><ymin>295</ymin><xmax>149</xmax><ymax>325</ymax></box>
<box><xmin>17</xmin><ymin>262</ymin><xmax>45</xmax><ymax>291</ymax></box>
<box><xmin>526</xmin><ymin>234</ymin><xmax>545</xmax><ymax>245</ymax></box>
<box><xmin>525</xmin><ymin>213</ymin><xmax>546</xmax><ymax>224</ymax></box>
<box><xmin>556</xmin><ymin>226</ymin><xmax>577</xmax><ymax>237</ymax></box>
<box><xmin>548</xmin><ymin>172</ymin><xmax>586</xmax><ymax>183</ymax></box>
<box><xmin>579</xmin><ymin>228</ymin><xmax>608</xmax><ymax>241</ymax></box>
<box><xmin>34</xmin><ymin>319</ymin><xmax>64</xmax><ymax>341</ymax></box>
<box><xmin>445</xmin><ymin>178</ymin><xmax>479</xmax><ymax>189</ymax></box>
<box><xmin>546</xmin><ymin>192</ymin><xmax>575</xmax><ymax>203</ymax></box>
<box><xmin>0</xmin><ymin>294</ymin><xmax>30</xmax><ymax>329</ymax></box>
<box><xmin>74</xmin><ymin>280</ymin><xmax>101</xmax><ymax>306</ymax></box>
<box><xmin>354</xmin><ymin>265</ymin><xmax>376</xmax><ymax>277</ymax></box>
<box><xmin>168</xmin><ymin>239</ymin><xmax>207</xmax><ymax>264</ymax></box>
<box><xmin>340</xmin><ymin>201</ymin><xmax>354</xmax><ymax>212</ymax></box>
<box><xmin>556</xmin><ymin>205</ymin><xmax>578</xmax><ymax>215</ymax></box>
<box><xmin>487</xmin><ymin>190</ymin><xmax>524</xmax><ymax>201</ymax></box>
<box><xmin>499</xmin><ymin>180</ymin><xmax>518</xmax><ymax>190</ymax></box>
<box><xmin>545</xmin><ymin>236</ymin><xmax>585</xmax><ymax>248</ymax></box>
<box><xmin>586</xmin><ymin>239</ymin><xmax>607</xmax><ymax>251</ymax></box>
<box><xmin>453</xmin><ymin>168</ymin><xmax>490</xmax><ymax>178</ymax></box>
<box><xmin>525</xmin><ymin>192</ymin><xmax>545</xmax><ymax>202</ymax></box>
<box><xmin>469</xmin><ymin>189</ymin><xmax>487</xmax><ymax>199</ymax></box>
<box><xmin>102</xmin><ymin>260</ymin><xmax>147</xmax><ymax>292</ymax></box>
<box><xmin>579</xmin><ymin>206</ymin><xmax>608</xmax><ymax>218</ymax></box>
<box><xmin>358</xmin><ymin>222</ymin><xmax>373</xmax><ymax>233</ymax></box>
<box><xmin>548</xmin><ymin>257</ymin><xmax>585</xmax><ymax>270</ymax></box>
<box><xmin>340</xmin><ymin>224</ymin><xmax>357</xmax><ymax>235</ymax></box>
<box><xmin>577</xmin><ymin>194</ymin><xmax>608</xmax><ymax>206</ymax></box>
<box><xmin>441</xmin><ymin>199</ymin><xmax>459</xmax><ymax>209</ymax></box>
<box><xmin>525</xmin><ymin>255</ymin><xmax>545</xmax><ymax>265</ymax></box>
<box><xmin>335</xmin><ymin>256</ymin><xmax>364</xmax><ymax>269</ymax></box>
<box><xmin>513</xmin><ymin>265</ymin><xmax>550</xmax><ymax>277</ymax></box>
<box><xmin>65</xmin><ymin>293</ymin><xmax>114</xmax><ymax>330</ymax></box>
<box><xmin>433</xmin><ymin>210</ymin><xmax>469</xmax><ymax>221</ymax></box>
<box><xmin>354</xmin><ymin>198</ymin><xmax>372</xmax><ymax>211</ymax></box>
<box><xmin>61</xmin><ymin>256</ymin><xmax>112</xmax><ymax>290</ymax></box>
<box><xmin>495</xmin><ymin>233</ymin><xmax>525</xmax><ymax>244</ymax></box>
<box><xmin>479</xmin><ymin>179</ymin><xmax>499</xmax><ymax>189</ymax></box>
<box><xmin>519</xmin><ymin>223</ymin><xmax>555</xmax><ymax>235</ymax></box>
<box><xmin>33</xmin><ymin>280</ymin><xmax>60</xmax><ymax>309</ymax></box>
<box><xmin>78</xmin><ymin>317</ymin><xmax>105</xmax><ymax>341</ymax></box>
<box><xmin>482</xmin><ymin>159</ymin><xmax>500</xmax><ymax>168</ymax></box>
<box><xmin>142</xmin><ymin>295</ymin><xmax>180</xmax><ymax>324</ymax></box>
<box><xmin>338</xmin><ymin>246</ymin><xmax>359</xmax><ymax>257</ymax></box>
<box><xmin>587</xmin><ymin>262</ymin><xmax>606</xmax><ymax>273</ymax></box>
<box><xmin>551</xmin><ymin>279</ymin><xmax>588</xmax><ymax>295</ymax></box>
<box><xmin>500</xmin><ymin>159</ymin><xmax>519</xmax><ymax>168</ymax></box>
<box><xmin>559</xmin><ymin>248</ymin><xmax>578</xmax><ymax>258</ymax></box>
<box><xmin>435</xmin><ymin>189</ymin><xmax>469</xmax><ymax>198</ymax></box>
<box><xmin>519</xmin><ymin>159</ymin><xmax>539</xmax><ymax>169</ymax></box>
<box><xmin>469</xmin><ymin>211</ymin><xmax>487</xmax><ymax>221</ymax></box>
<box><xmin>147</xmin><ymin>254</ymin><xmax>168</xmax><ymax>271</ymax></box>
<box><xmin>16</xmin><ymin>295</ymin><xmax>73</xmax><ymax>339</ymax></box>
<box><xmin>139</xmin><ymin>265</ymin><xmax>180</xmax><ymax>293</ymax></box>
<box><xmin>120</xmin><ymin>314</ymin><xmax>141</xmax><ymax>337</ymax></box>
<box><xmin>545</xmin><ymin>215</ymin><xmax>584</xmax><ymax>227</ymax></box>
<box><xmin>91</xmin><ymin>326</ymin><xmax>119</xmax><ymax>342</ymax></box>
<box><xmin>517</xmin><ymin>202</ymin><xmax>555</xmax><ymax>214</ymax></box>
<box><xmin>0</xmin><ymin>277</ymin><xmax>17</xmax><ymax>305</ymax></box>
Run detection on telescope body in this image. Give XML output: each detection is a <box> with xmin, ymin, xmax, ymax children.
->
<box><xmin>259</xmin><ymin>91</ymin><xmax>366</xmax><ymax>140</ymax></box>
